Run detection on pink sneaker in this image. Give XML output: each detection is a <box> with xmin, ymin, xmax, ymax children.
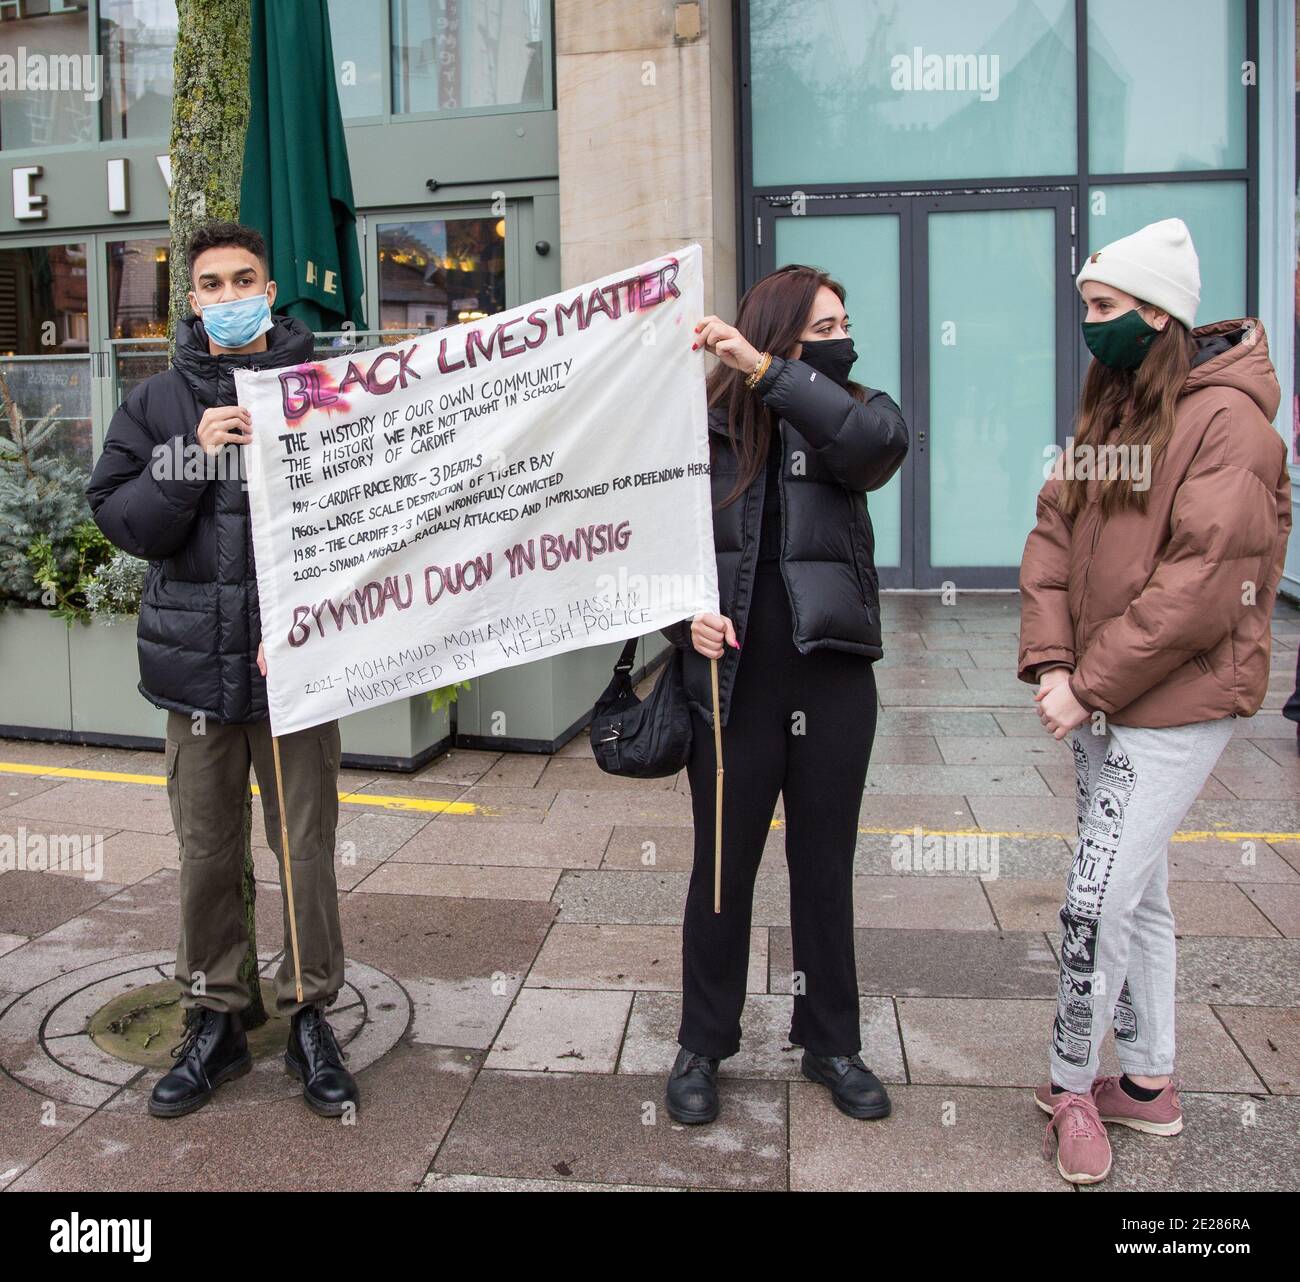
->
<box><xmin>1035</xmin><ymin>1077</ymin><xmax>1184</xmax><ymax>1136</ymax></box>
<box><xmin>1093</xmin><ymin>1075</ymin><xmax>1184</xmax><ymax>1136</ymax></box>
<box><xmin>1041</xmin><ymin>1090</ymin><xmax>1112</xmax><ymax>1184</ymax></box>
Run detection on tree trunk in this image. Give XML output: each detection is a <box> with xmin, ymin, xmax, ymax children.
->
<box><xmin>166</xmin><ymin>0</ymin><xmax>253</xmax><ymax>344</ymax></box>
<box><xmin>167</xmin><ymin>0</ymin><xmax>266</xmax><ymax>1031</ymax></box>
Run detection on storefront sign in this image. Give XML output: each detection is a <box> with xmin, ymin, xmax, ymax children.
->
<box><xmin>237</xmin><ymin>243</ymin><xmax>717</xmax><ymax>736</ymax></box>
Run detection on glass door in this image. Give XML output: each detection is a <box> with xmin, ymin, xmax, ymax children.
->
<box><xmin>914</xmin><ymin>190</ymin><xmax>1076</xmax><ymax>587</ymax></box>
<box><xmin>756</xmin><ymin>188</ymin><xmax>1075</xmax><ymax>587</ymax></box>
<box><xmin>760</xmin><ymin>195</ymin><xmax>913</xmax><ymax>587</ymax></box>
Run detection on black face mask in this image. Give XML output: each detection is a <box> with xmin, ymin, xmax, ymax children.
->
<box><xmin>797</xmin><ymin>336</ymin><xmax>856</xmax><ymax>388</ymax></box>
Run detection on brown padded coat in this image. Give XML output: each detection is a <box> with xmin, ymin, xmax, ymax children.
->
<box><xmin>1018</xmin><ymin>318</ymin><xmax>1292</xmax><ymax>728</ymax></box>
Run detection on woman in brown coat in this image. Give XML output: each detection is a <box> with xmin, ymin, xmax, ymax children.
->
<box><xmin>1018</xmin><ymin>218</ymin><xmax>1291</xmax><ymax>1185</ymax></box>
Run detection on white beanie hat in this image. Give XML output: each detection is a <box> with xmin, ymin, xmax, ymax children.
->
<box><xmin>1075</xmin><ymin>217</ymin><xmax>1201</xmax><ymax>329</ymax></box>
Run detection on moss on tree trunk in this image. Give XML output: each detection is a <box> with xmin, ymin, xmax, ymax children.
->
<box><xmin>167</xmin><ymin>0</ymin><xmax>266</xmax><ymax>1030</ymax></box>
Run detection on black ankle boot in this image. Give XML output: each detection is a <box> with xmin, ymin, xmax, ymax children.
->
<box><xmin>665</xmin><ymin>1045</ymin><xmax>720</xmax><ymax>1124</ymax></box>
<box><xmin>285</xmin><ymin>1004</ymin><xmax>359</xmax><ymax>1116</ymax></box>
<box><xmin>801</xmin><ymin>1051</ymin><xmax>892</xmax><ymax>1120</ymax></box>
<box><xmin>148</xmin><ymin>1007</ymin><xmax>251</xmax><ymax>1118</ymax></box>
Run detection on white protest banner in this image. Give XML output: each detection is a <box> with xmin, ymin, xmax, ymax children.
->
<box><xmin>237</xmin><ymin>242</ymin><xmax>718</xmax><ymax>737</ymax></box>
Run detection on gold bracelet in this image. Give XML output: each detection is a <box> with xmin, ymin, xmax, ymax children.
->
<box><xmin>745</xmin><ymin>351</ymin><xmax>772</xmax><ymax>389</ymax></box>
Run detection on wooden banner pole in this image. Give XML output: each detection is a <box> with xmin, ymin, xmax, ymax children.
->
<box><xmin>271</xmin><ymin>735</ymin><xmax>305</xmax><ymax>1004</ymax></box>
<box><xmin>710</xmin><ymin>656</ymin><xmax>723</xmax><ymax>914</ymax></box>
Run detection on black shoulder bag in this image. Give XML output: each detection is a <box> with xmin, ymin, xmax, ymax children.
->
<box><xmin>589</xmin><ymin>637</ymin><xmax>693</xmax><ymax>777</ymax></box>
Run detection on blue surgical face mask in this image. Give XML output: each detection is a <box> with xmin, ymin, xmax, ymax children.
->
<box><xmin>199</xmin><ymin>291</ymin><xmax>274</xmax><ymax>349</ymax></box>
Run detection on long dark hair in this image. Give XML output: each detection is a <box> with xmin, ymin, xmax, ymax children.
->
<box><xmin>1058</xmin><ymin>315</ymin><xmax>1197</xmax><ymax>519</ymax></box>
<box><xmin>708</xmin><ymin>263</ymin><xmax>868</xmax><ymax>508</ymax></box>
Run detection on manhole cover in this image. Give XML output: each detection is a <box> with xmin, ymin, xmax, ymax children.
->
<box><xmin>0</xmin><ymin>951</ymin><xmax>412</xmax><ymax>1108</ymax></box>
<box><xmin>89</xmin><ymin>980</ymin><xmax>288</xmax><ymax>1068</ymax></box>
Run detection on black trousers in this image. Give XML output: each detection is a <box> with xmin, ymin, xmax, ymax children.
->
<box><xmin>678</xmin><ymin>558</ymin><xmax>878</xmax><ymax>1058</ymax></box>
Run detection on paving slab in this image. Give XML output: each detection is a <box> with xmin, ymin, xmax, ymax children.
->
<box><xmin>535</xmin><ymin>759</ymin><xmax>679</xmax><ymax>791</ymax></box>
<box><xmin>544</xmin><ymin>789</ymin><xmax>695</xmax><ymax>827</ymax></box>
<box><xmin>435</xmin><ymin>784</ymin><xmax>558</xmax><ymax>823</ymax></box>
<box><xmin>855</xmin><ymin>833</ymin><xmax>1073</xmax><ymax>879</ymax></box>
<box><xmin>864</xmin><ymin>764</ymin><xmax>1050</xmax><ymax>797</ymax></box>
<box><xmin>551</xmin><ymin>869</ymin><xmax>792</xmax><ymax>926</ymax></box>
<box><xmin>866</xmin><ymin>736</ymin><xmax>944</xmax><ymax>764</ymax></box>
<box><xmin>486</xmin><ymin>987</ymin><xmax>632</xmax><ymax>1073</ymax></box>
<box><xmin>1172</xmin><ymin>937</ymin><xmax>1300</xmax><ymax>1006</ymax></box>
<box><xmin>876</xmin><ymin>711</ymin><xmax>1003</xmax><ymax>737</ymax></box>
<box><xmin>1240</xmin><ymin>883</ymin><xmax>1300</xmax><ymax>937</ymax></box>
<box><xmin>433</xmin><ymin>1068</ymin><xmax>787</xmax><ymax>1190</ymax></box>
<box><xmin>1079</xmin><ymin>1093</ymin><xmax>1300</xmax><ymax>1192</ymax></box>
<box><xmin>1168</xmin><ymin>839</ymin><xmax>1299</xmax><ymax>883</ymax></box>
<box><xmin>11</xmin><ymin>1043</ymin><xmax>478</xmax><ymax>1192</ymax></box>
<box><xmin>411</xmin><ymin>749</ymin><xmax>500</xmax><ymax>786</ymax></box>
<box><xmin>855</xmin><ymin>795</ymin><xmax>979</xmax><ymax>831</ymax></box>
<box><xmin>0</xmin><ymin>869</ymin><xmax>120</xmax><ymax>937</ymax></box>
<box><xmin>422</xmin><ymin>1172</ymin><xmax>683</xmax><ymax>1191</ymax></box>
<box><xmin>618</xmin><ymin>991</ymin><xmax>905</xmax><ymax>1083</ymax></box>
<box><xmin>0</xmin><ymin>778</ymin><xmax>176</xmax><ymax>835</ymax></box>
<box><xmin>965</xmin><ymin>796</ymin><xmax>1078</xmax><ymax>836</ymax></box>
<box><xmin>897</xmin><ymin>997</ymin><xmax>1264</xmax><ymax>1093</ymax></box>
<box><xmin>769</xmin><ymin>927</ymin><xmax>1058</xmax><ymax>1000</ymax></box>
<box><xmin>855</xmin><ymin>876</ymin><xmax>995</xmax><ymax>930</ymax></box>
<box><xmin>936</xmin><ymin>736</ymin><xmax>1070</xmax><ymax>766</ymax></box>
<box><xmin>0</xmin><ymin>1071</ymin><xmax>96</xmax><ymax>1190</ymax></box>
<box><xmin>788</xmin><ymin>1083</ymin><xmax>1065</xmax><ymax>1192</ymax></box>
<box><xmin>332</xmin><ymin>810</ymin><xmax>432</xmax><ymax>861</ymax></box>
<box><xmin>389</xmin><ymin>819</ymin><xmax>612</xmax><ymax>869</ymax></box>
<box><xmin>337</xmin><ymin>892</ymin><xmax>553</xmax><ymax>1050</ymax></box>
<box><xmin>1038</xmin><ymin>763</ymin><xmax>1233</xmax><ymax>801</ymax></box>
<box><xmin>1212</xmin><ymin>1006</ymin><xmax>1300</xmax><ymax>1094</ymax></box>
<box><xmin>528</xmin><ymin>923</ymin><xmax>767</xmax><ymax>993</ymax></box>
<box><xmin>987</xmin><ymin>877</ymin><xmax>1279</xmax><ymax>937</ymax></box>
<box><xmin>353</xmin><ymin>861</ymin><xmax>561</xmax><ymax>902</ymax></box>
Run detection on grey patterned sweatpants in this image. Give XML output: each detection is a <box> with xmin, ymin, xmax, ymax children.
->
<box><xmin>1049</xmin><ymin>717</ymin><xmax>1236</xmax><ymax>1093</ymax></box>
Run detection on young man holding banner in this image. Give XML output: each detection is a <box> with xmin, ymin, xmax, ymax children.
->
<box><xmin>86</xmin><ymin>223</ymin><xmax>359</xmax><ymax>1120</ymax></box>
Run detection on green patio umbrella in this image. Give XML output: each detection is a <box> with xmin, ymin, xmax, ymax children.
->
<box><xmin>239</xmin><ymin>0</ymin><xmax>366</xmax><ymax>331</ymax></box>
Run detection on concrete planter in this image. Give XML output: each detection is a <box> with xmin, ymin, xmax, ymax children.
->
<box><xmin>454</xmin><ymin>635</ymin><xmax>671</xmax><ymax>752</ymax></box>
<box><xmin>68</xmin><ymin>615</ymin><xmax>167</xmax><ymax>740</ymax></box>
<box><xmin>0</xmin><ymin>607</ymin><xmax>73</xmax><ymax>735</ymax></box>
<box><xmin>0</xmin><ymin>607</ymin><xmax>453</xmax><ymax>768</ymax></box>
<box><xmin>339</xmin><ymin>696</ymin><xmax>452</xmax><ymax>771</ymax></box>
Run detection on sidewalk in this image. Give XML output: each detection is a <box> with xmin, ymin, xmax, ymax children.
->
<box><xmin>1</xmin><ymin>593</ymin><xmax>1297</xmax><ymax>1192</ymax></box>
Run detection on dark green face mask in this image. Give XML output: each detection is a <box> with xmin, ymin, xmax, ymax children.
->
<box><xmin>1081</xmin><ymin>307</ymin><xmax>1160</xmax><ymax>370</ymax></box>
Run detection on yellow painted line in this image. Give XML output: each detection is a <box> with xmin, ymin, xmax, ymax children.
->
<box><xmin>336</xmin><ymin>790</ymin><xmax>478</xmax><ymax>816</ymax></box>
<box><xmin>0</xmin><ymin>761</ymin><xmax>169</xmax><ymax>787</ymax></box>
<box><xmin>0</xmin><ymin>760</ymin><xmax>481</xmax><ymax>816</ymax></box>
<box><xmin>1</xmin><ymin>761</ymin><xmax>1295</xmax><ymax>840</ymax></box>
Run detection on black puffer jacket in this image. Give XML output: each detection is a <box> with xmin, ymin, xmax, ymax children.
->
<box><xmin>661</xmin><ymin>355</ymin><xmax>908</xmax><ymax>728</ymax></box>
<box><xmin>86</xmin><ymin>315</ymin><xmax>315</xmax><ymax>724</ymax></box>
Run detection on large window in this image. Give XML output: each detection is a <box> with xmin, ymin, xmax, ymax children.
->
<box><xmin>0</xmin><ymin>241</ymin><xmax>92</xmax><ymax>475</ymax></box>
<box><xmin>748</xmin><ymin>0</ymin><xmax>1077</xmax><ymax>185</ymax></box>
<box><xmin>375</xmin><ymin>215</ymin><xmax>506</xmax><ymax>331</ymax></box>
<box><xmin>1087</xmin><ymin>0</ymin><xmax>1247</xmax><ymax>174</ymax></box>
<box><xmin>0</xmin><ymin>0</ymin><xmax>178</xmax><ymax>151</ymax></box>
<box><xmin>106</xmin><ymin>235</ymin><xmax>170</xmax><ymax>402</ymax></box>
<box><xmin>0</xmin><ymin>1</ymin><xmax>95</xmax><ymax>149</ymax></box>
<box><xmin>99</xmin><ymin>0</ymin><xmax>178</xmax><ymax>142</ymax></box>
<box><xmin>1088</xmin><ymin>181</ymin><xmax>1249</xmax><ymax>322</ymax></box>
<box><xmin>329</xmin><ymin>0</ymin><xmax>551</xmax><ymax>122</ymax></box>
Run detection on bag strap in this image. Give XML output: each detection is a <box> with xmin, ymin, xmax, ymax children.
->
<box><xmin>613</xmin><ymin>637</ymin><xmax>639</xmax><ymax>674</ymax></box>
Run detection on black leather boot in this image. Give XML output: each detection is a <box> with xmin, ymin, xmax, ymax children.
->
<box><xmin>285</xmin><ymin>1004</ymin><xmax>359</xmax><ymax>1116</ymax></box>
<box><xmin>801</xmin><ymin>1051</ymin><xmax>892</xmax><ymax>1119</ymax></box>
<box><xmin>665</xmin><ymin>1045</ymin><xmax>720</xmax><ymax>1124</ymax></box>
<box><xmin>148</xmin><ymin>1007</ymin><xmax>252</xmax><ymax>1118</ymax></box>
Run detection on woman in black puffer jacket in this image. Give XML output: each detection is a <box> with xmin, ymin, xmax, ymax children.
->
<box><xmin>663</xmin><ymin>264</ymin><xmax>908</xmax><ymax>1126</ymax></box>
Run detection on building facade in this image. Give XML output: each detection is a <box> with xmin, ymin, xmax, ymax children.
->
<box><xmin>2</xmin><ymin>0</ymin><xmax>1296</xmax><ymax>751</ymax></box>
